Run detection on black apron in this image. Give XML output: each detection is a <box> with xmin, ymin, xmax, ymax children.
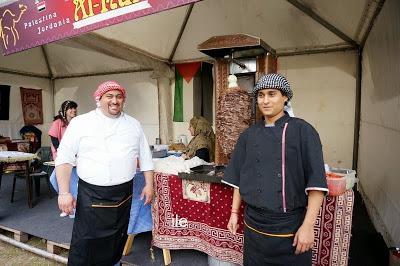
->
<box><xmin>68</xmin><ymin>179</ymin><xmax>133</xmax><ymax>266</ymax></box>
<box><xmin>243</xmin><ymin>205</ymin><xmax>311</xmax><ymax>266</ymax></box>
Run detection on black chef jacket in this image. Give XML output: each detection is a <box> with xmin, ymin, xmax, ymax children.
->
<box><xmin>223</xmin><ymin>113</ymin><xmax>328</xmax><ymax>213</ymax></box>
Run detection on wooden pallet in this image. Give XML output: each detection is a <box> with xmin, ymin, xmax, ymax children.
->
<box><xmin>0</xmin><ymin>225</ymin><xmax>29</xmax><ymax>242</ymax></box>
<box><xmin>46</xmin><ymin>240</ymin><xmax>70</xmax><ymax>255</ymax></box>
<box><xmin>0</xmin><ymin>225</ymin><xmax>70</xmax><ymax>255</ymax></box>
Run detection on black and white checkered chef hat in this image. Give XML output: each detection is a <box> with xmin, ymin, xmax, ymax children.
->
<box><xmin>253</xmin><ymin>73</ymin><xmax>293</xmax><ymax>101</ymax></box>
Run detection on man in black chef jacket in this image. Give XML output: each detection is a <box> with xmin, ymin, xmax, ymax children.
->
<box><xmin>222</xmin><ymin>73</ymin><xmax>328</xmax><ymax>265</ymax></box>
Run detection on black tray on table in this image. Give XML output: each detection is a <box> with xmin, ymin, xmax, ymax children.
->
<box><xmin>178</xmin><ymin>165</ymin><xmax>225</xmax><ymax>183</ymax></box>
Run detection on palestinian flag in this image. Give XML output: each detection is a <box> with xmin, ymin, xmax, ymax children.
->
<box><xmin>36</xmin><ymin>1</ymin><xmax>46</xmax><ymax>12</ymax></box>
<box><xmin>173</xmin><ymin>62</ymin><xmax>201</xmax><ymax>122</ymax></box>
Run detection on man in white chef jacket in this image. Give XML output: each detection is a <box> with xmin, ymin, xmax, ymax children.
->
<box><xmin>55</xmin><ymin>80</ymin><xmax>154</xmax><ymax>266</ymax></box>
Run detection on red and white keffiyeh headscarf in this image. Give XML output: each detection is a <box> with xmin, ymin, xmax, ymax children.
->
<box><xmin>93</xmin><ymin>80</ymin><xmax>126</xmax><ymax>102</ymax></box>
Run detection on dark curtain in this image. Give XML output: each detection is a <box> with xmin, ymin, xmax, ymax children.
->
<box><xmin>0</xmin><ymin>85</ymin><xmax>11</xmax><ymax>120</ymax></box>
<box><xmin>193</xmin><ymin>62</ymin><xmax>213</xmax><ymax>123</ymax></box>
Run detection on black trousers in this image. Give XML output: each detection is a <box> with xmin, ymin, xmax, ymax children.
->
<box><xmin>68</xmin><ymin>179</ymin><xmax>133</xmax><ymax>266</ymax></box>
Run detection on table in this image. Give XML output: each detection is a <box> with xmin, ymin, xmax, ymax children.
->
<box><xmin>152</xmin><ymin>172</ymin><xmax>354</xmax><ymax>266</ymax></box>
<box><xmin>0</xmin><ymin>151</ymin><xmax>37</xmax><ymax>208</ymax></box>
<box><xmin>152</xmin><ymin>172</ymin><xmax>245</xmax><ymax>265</ymax></box>
<box><xmin>313</xmin><ymin>189</ymin><xmax>354</xmax><ymax>266</ymax></box>
<box><xmin>123</xmin><ymin>171</ymin><xmax>153</xmax><ymax>256</ymax></box>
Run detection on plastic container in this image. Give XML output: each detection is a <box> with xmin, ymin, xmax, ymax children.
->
<box><xmin>326</xmin><ymin>172</ymin><xmax>346</xmax><ymax>196</ymax></box>
<box><xmin>329</xmin><ymin>167</ymin><xmax>358</xmax><ymax>190</ymax></box>
<box><xmin>390</xmin><ymin>247</ymin><xmax>400</xmax><ymax>266</ymax></box>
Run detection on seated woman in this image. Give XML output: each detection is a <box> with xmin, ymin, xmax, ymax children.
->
<box><xmin>183</xmin><ymin>116</ymin><xmax>215</xmax><ymax>162</ymax></box>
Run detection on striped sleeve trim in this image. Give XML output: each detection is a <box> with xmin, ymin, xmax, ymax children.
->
<box><xmin>305</xmin><ymin>187</ymin><xmax>329</xmax><ymax>195</ymax></box>
<box><xmin>221</xmin><ymin>180</ymin><xmax>239</xmax><ymax>189</ymax></box>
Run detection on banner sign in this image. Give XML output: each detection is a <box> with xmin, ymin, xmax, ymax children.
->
<box><xmin>0</xmin><ymin>0</ymin><xmax>201</xmax><ymax>55</ymax></box>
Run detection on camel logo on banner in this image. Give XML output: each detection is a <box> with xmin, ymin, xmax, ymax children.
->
<box><xmin>0</xmin><ymin>4</ymin><xmax>28</xmax><ymax>50</ymax></box>
<box><xmin>0</xmin><ymin>0</ymin><xmax>202</xmax><ymax>55</ymax></box>
<box><xmin>35</xmin><ymin>0</ymin><xmax>46</xmax><ymax>12</ymax></box>
<box><xmin>73</xmin><ymin>0</ymin><xmax>151</xmax><ymax>29</ymax></box>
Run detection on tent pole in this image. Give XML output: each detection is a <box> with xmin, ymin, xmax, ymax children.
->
<box><xmin>70</xmin><ymin>33</ymin><xmax>173</xmax><ymax>79</ymax></box>
<box><xmin>353</xmin><ymin>0</ymin><xmax>385</xmax><ymax>171</ymax></box>
<box><xmin>157</xmin><ymin>76</ymin><xmax>173</xmax><ymax>144</ymax></box>
<box><xmin>287</xmin><ymin>0</ymin><xmax>358</xmax><ymax>48</ymax></box>
<box><xmin>360</xmin><ymin>0</ymin><xmax>386</xmax><ymax>49</ymax></box>
<box><xmin>0</xmin><ymin>68</ymin><xmax>48</xmax><ymax>79</ymax></box>
<box><xmin>277</xmin><ymin>46</ymin><xmax>356</xmax><ymax>57</ymax></box>
<box><xmin>54</xmin><ymin>68</ymin><xmax>152</xmax><ymax>80</ymax></box>
<box><xmin>41</xmin><ymin>46</ymin><xmax>53</xmax><ymax>78</ymax></box>
<box><xmin>168</xmin><ymin>3</ymin><xmax>194</xmax><ymax>62</ymax></box>
<box><xmin>0</xmin><ymin>234</ymin><xmax>67</xmax><ymax>264</ymax></box>
<box><xmin>41</xmin><ymin>45</ymin><xmax>56</xmax><ymax>116</ymax></box>
<box><xmin>51</xmin><ymin>79</ymin><xmax>55</xmax><ymax>117</ymax></box>
<box><xmin>352</xmin><ymin>48</ymin><xmax>362</xmax><ymax>172</ymax></box>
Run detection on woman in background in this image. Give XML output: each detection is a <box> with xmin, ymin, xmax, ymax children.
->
<box><xmin>48</xmin><ymin>100</ymin><xmax>78</xmax><ymax>159</ymax></box>
<box><xmin>48</xmin><ymin>100</ymin><xmax>78</xmax><ymax>218</ymax></box>
<box><xmin>183</xmin><ymin>116</ymin><xmax>215</xmax><ymax>162</ymax></box>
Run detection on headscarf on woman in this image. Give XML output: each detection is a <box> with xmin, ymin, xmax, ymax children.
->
<box><xmin>53</xmin><ymin>100</ymin><xmax>78</xmax><ymax>127</ymax></box>
<box><xmin>49</xmin><ymin>100</ymin><xmax>78</xmax><ymax>159</ymax></box>
<box><xmin>185</xmin><ymin>116</ymin><xmax>215</xmax><ymax>162</ymax></box>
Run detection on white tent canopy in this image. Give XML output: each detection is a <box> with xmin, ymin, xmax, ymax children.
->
<box><xmin>1</xmin><ymin>0</ymin><xmax>399</xmax><ymax>248</ymax></box>
<box><xmin>0</xmin><ymin>0</ymin><xmax>382</xmax><ymax>77</ymax></box>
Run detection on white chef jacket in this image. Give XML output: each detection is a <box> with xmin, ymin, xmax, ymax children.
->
<box><xmin>55</xmin><ymin>109</ymin><xmax>153</xmax><ymax>186</ymax></box>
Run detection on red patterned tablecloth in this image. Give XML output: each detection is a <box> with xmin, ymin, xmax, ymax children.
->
<box><xmin>312</xmin><ymin>189</ymin><xmax>354</xmax><ymax>266</ymax></box>
<box><xmin>152</xmin><ymin>172</ymin><xmax>354</xmax><ymax>265</ymax></box>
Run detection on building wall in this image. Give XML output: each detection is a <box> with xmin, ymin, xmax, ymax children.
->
<box><xmin>0</xmin><ymin>72</ymin><xmax>52</xmax><ymax>145</ymax></box>
<box><xmin>279</xmin><ymin>51</ymin><xmax>357</xmax><ymax>169</ymax></box>
<box><xmin>358</xmin><ymin>0</ymin><xmax>400</xmax><ymax>246</ymax></box>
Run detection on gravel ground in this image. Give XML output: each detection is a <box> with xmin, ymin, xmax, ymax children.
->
<box><xmin>0</xmin><ymin>232</ymin><xmax>67</xmax><ymax>266</ymax></box>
